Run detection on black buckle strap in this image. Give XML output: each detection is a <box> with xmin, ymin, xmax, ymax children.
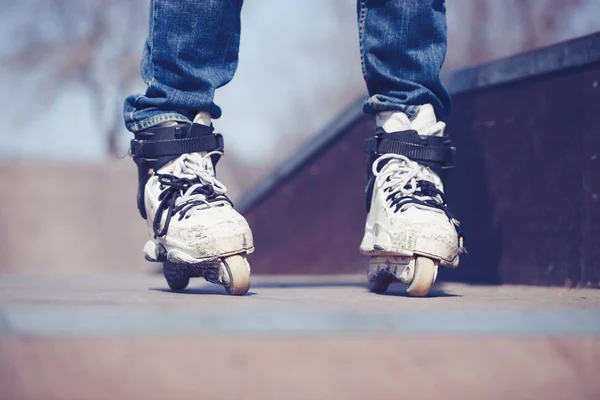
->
<box><xmin>365</xmin><ymin>135</ymin><xmax>455</xmax><ymax>169</ymax></box>
<box><xmin>131</xmin><ymin>134</ymin><xmax>224</xmax><ymax>159</ymax></box>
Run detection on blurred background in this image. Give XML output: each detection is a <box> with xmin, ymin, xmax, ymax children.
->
<box><xmin>1</xmin><ymin>0</ymin><xmax>600</xmax><ymax>274</ymax></box>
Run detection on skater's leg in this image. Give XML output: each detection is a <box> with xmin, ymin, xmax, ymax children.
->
<box><xmin>357</xmin><ymin>0</ymin><xmax>462</xmax><ymax>296</ymax></box>
<box><xmin>125</xmin><ymin>0</ymin><xmax>252</xmax><ymax>295</ymax></box>
<box><xmin>124</xmin><ymin>0</ymin><xmax>243</xmax><ymax>132</ymax></box>
<box><xmin>358</xmin><ymin>0</ymin><xmax>451</xmax><ymax>118</ymax></box>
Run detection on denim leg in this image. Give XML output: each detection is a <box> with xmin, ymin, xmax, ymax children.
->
<box><xmin>124</xmin><ymin>0</ymin><xmax>243</xmax><ymax>132</ymax></box>
<box><xmin>358</xmin><ymin>0</ymin><xmax>451</xmax><ymax>118</ymax></box>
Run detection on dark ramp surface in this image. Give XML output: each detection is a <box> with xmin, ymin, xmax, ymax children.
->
<box><xmin>239</xmin><ymin>33</ymin><xmax>600</xmax><ymax>287</ymax></box>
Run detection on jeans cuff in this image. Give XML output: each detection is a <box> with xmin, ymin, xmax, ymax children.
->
<box><xmin>126</xmin><ymin>113</ymin><xmax>192</xmax><ymax>133</ymax></box>
<box><xmin>364</xmin><ymin>95</ymin><xmax>421</xmax><ymax>118</ymax></box>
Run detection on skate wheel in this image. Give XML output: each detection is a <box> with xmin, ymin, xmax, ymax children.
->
<box><xmin>407</xmin><ymin>256</ymin><xmax>438</xmax><ymax>297</ymax></box>
<box><xmin>163</xmin><ymin>262</ymin><xmax>189</xmax><ymax>291</ymax></box>
<box><xmin>368</xmin><ymin>275</ymin><xmax>392</xmax><ymax>294</ymax></box>
<box><xmin>165</xmin><ymin>275</ymin><xmax>189</xmax><ymax>291</ymax></box>
<box><xmin>222</xmin><ymin>254</ymin><xmax>251</xmax><ymax>296</ymax></box>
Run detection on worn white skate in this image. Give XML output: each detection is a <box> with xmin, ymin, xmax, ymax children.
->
<box><xmin>360</xmin><ymin>105</ymin><xmax>463</xmax><ymax>296</ymax></box>
<box><xmin>131</xmin><ymin>113</ymin><xmax>254</xmax><ymax>295</ymax></box>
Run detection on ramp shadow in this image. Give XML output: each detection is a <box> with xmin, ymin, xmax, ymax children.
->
<box><xmin>150</xmin><ymin>280</ymin><xmax>460</xmax><ymax>297</ymax></box>
<box><xmin>150</xmin><ymin>287</ymin><xmax>258</xmax><ymax>296</ymax></box>
<box><xmin>379</xmin><ymin>283</ymin><xmax>462</xmax><ymax>298</ymax></box>
<box><xmin>250</xmin><ymin>280</ymin><xmax>368</xmax><ymax>289</ymax></box>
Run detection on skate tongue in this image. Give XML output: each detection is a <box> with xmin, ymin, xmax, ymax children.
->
<box><xmin>157</xmin><ymin>118</ymin><xmax>217</xmax><ymax>176</ymax></box>
<box><xmin>376</xmin><ymin>105</ymin><xmax>445</xmax><ymax>137</ymax></box>
<box><xmin>410</xmin><ymin>104</ymin><xmax>436</xmax><ymax>133</ymax></box>
<box><xmin>376</xmin><ymin>111</ymin><xmax>411</xmax><ymax>133</ymax></box>
<box><xmin>188</xmin><ymin>112</ymin><xmax>215</xmax><ymax>175</ymax></box>
<box><xmin>410</xmin><ymin>104</ymin><xmax>445</xmax><ymax>137</ymax></box>
<box><xmin>157</xmin><ymin>152</ymin><xmax>215</xmax><ymax>177</ymax></box>
<box><xmin>193</xmin><ymin>112</ymin><xmax>211</xmax><ymax>127</ymax></box>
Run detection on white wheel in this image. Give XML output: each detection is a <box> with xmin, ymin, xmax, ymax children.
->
<box><xmin>407</xmin><ymin>256</ymin><xmax>438</xmax><ymax>297</ymax></box>
<box><xmin>222</xmin><ymin>254</ymin><xmax>251</xmax><ymax>296</ymax></box>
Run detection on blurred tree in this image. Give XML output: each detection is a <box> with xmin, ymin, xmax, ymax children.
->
<box><xmin>445</xmin><ymin>0</ymin><xmax>589</xmax><ymax>70</ymax></box>
<box><xmin>3</xmin><ymin>0</ymin><xmax>599</xmax><ymax>165</ymax></box>
<box><xmin>2</xmin><ymin>0</ymin><xmax>146</xmax><ymax>156</ymax></box>
<box><xmin>514</xmin><ymin>0</ymin><xmax>583</xmax><ymax>50</ymax></box>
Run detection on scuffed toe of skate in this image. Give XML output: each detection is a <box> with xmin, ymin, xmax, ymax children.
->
<box><xmin>158</xmin><ymin>205</ymin><xmax>254</xmax><ymax>262</ymax></box>
<box><xmin>361</xmin><ymin>207</ymin><xmax>460</xmax><ymax>266</ymax></box>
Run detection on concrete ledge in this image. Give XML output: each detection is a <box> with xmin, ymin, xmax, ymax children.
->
<box><xmin>447</xmin><ymin>32</ymin><xmax>600</xmax><ymax>93</ymax></box>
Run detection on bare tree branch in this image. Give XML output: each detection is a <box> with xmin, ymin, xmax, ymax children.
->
<box><xmin>2</xmin><ymin>0</ymin><xmax>146</xmax><ymax>157</ymax></box>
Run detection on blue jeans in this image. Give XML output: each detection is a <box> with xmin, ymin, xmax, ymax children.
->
<box><xmin>124</xmin><ymin>0</ymin><xmax>451</xmax><ymax>132</ymax></box>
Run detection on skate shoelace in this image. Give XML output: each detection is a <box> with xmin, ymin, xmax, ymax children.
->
<box><xmin>153</xmin><ymin>151</ymin><xmax>230</xmax><ymax>238</ymax></box>
<box><xmin>373</xmin><ymin>153</ymin><xmax>464</xmax><ymax>245</ymax></box>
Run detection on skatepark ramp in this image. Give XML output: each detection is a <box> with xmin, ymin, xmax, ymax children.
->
<box><xmin>239</xmin><ymin>32</ymin><xmax>600</xmax><ymax>287</ymax></box>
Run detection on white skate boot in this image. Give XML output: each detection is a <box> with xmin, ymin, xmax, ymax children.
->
<box><xmin>131</xmin><ymin>113</ymin><xmax>254</xmax><ymax>295</ymax></box>
<box><xmin>360</xmin><ymin>104</ymin><xmax>463</xmax><ymax>296</ymax></box>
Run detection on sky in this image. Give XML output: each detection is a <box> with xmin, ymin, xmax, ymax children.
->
<box><xmin>1</xmin><ymin>0</ymin><xmax>600</xmax><ymax>165</ymax></box>
<box><xmin>0</xmin><ymin>0</ymin><xmax>364</xmax><ymax>164</ymax></box>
